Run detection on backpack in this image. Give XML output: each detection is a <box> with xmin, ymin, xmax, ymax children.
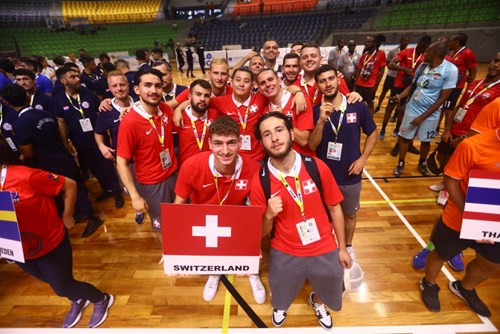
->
<box><xmin>258</xmin><ymin>154</ymin><xmax>333</xmax><ymax>238</ymax></box>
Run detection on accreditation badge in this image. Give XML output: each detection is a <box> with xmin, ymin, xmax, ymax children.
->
<box><xmin>5</xmin><ymin>137</ymin><xmax>17</xmax><ymax>151</ymax></box>
<box><xmin>326</xmin><ymin>142</ymin><xmax>343</xmax><ymax>161</ymax></box>
<box><xmin>79</xmin><ymin>118</ymin><xmax>93</xmax><ymax>132</ymax></box>
<box><xmin>296</xmin><ymin>218</ymin><xmax>321</xmax><ymax>246</ymax></box>
<box><xmin>454</xmin><ymin>107</ymin><xmax>467</xmax><ymax>123</ymax></box>
<box><xmin>160</xmin><ymin>148</ymin><xmax>172</xmax><ymax>170</ymax></box>
<box><xmin>240</xmin><ymin>134</ymin><xmax>251</xmax><ymax>150</ymax></box>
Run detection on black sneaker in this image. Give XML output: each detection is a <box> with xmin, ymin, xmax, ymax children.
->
<box><xmin>408</xmin><ymin>143</ymin><xmax>421</xmax><ymax>155</ymax></box>
<box><xmin>393</xmin><ymin>165</ymin><xmax>404</xmax><ymax>177</ymax></box>
<box><xmin>419</xmin><ymin>277</ymin><xmax>440</xmax><ymax>312</ymax></box>
<box><xmin>114</xmin><ymin>194</ymin><xmax>124</xmax><ymax>208</ymax></box>
<box><xmin>390</xmin><ymin>143</ymin><xmax>399</xmax><ymax>157</ymax></box>
<box><xmin>418</xmin><ymin>163</ymin><xmax>430</xmax><ymax>177</ymax></box>
<box><xmin>135</xmin><ymin>212</ymin><xmax>145</xmax><ymax>224</ymax></box>
<box><xmin>272</xmin><ymin>309</ymin><xmax>287</xmax><ymax>327</ymax></box>
<box><xmin>308</xmin><ymin>292</ymin><xmax>333</xmax><ymax>330</ymax></box>
<box><xmin>449</xmin><ymin>280</ymin><xmax>491</xmax><ymax>317</ymax></box>
<box><xmin>82</xmin><ymin>217</ymin><xmax>103</xmax><ymax>238</ymax></box>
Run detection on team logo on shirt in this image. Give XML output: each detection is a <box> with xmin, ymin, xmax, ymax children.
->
<box><xmin>433</xmin><ymin>74</ymin><xmax>441</xmax><ymax>80</ymax></box>
<box><xmin>2</xmin><ymin>122</ymin><xmax>12</xmax><ymax>131</ymax></box>
<box><xmin>48</xmin><ymin>173</ymin><xmax>60</xmax><ymax>182</ymax></box>
<box><xmin>235</xmin><ymin>179</ymin><xmax>248</xmax><ymax>190</ymax></box>
<box><xmin>10</xmin><ymin>190</ymin><xmax>19</xmax><ymax>203</ymax></box>
<box><xmin>302</xmin><ymin>179</ymin><xmax>317</xmax><ymax>195</ymax></box>
<box><xmin>63</xmin><ymin>105</ymin><xmax>70</xmax><ymax>111</ymax></box>
<box><xmin>249</xmin><ymin>104</ymin><xmax>259</xmax><ymax>114</ymax></box>
<box><xmin>81</xmin><ymin>101</ymin><xmax>90</xmax><ymax>109</ymax></box>
<box><xmin>162</xmin><ymin>115</ymin><xmax>169</xmax><ymax>124</ymax></box>
<box><xmin>482</xmin><ymin>93</ymin><xmax>490</xmax><ymax>99</ymax></box>
<box><xmin>34</xmin><ymin>104</ymin><xmax>43</xmax><ymax>110</ymax></box>
<box><xmin>347</xmin><ymin>113</ymin><xmax>357</xmax><ymax>123</ymax></box>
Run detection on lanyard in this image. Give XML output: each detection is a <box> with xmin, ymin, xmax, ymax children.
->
<box><xmin>0</xmin><ymin>165</ymin><xmax>6</xmax><ymax>190</ymax></box>
<box><xmin>237</xmin><ymin>103</ymin><xmax>250</xmax><ymax>132</ymax></box>
<box><xmin>465</xmin><ymin>79</ymin><xmax>500</xmax><ymax>107</ymax></box>
<box><xmin>419</xmin><ymin>65</ymin><xmax>436</xmax><ymax>87</ymax></box>
<box><xmin>411</xmin><ymin>49</ymin><xmax>423</xmax><ymax>69</ymax></box>
<box><xmin>213</xmin><ymin>174</ymin><xmax>235</xmax><ymax>205</ymax></box>
<box><xmin>188</xmin><ymin>107</ymin><xmax>208</xmax><ymax>150</ymax></box>
<box><xmin>0</xmin><ymin>103</ymin><xmax>3</xmax><ymax>134</ymax></box>
<box><xmin>18</xmin><ymin>106</ymin><xmax>32</xmax><ymax>117</ymax></box>
<box><xmin>362</xmin><ymin>50</ymin><xmax>377</xmax><ymax>68</ymax></box>
<box><xmin>65</xmin><ymin>93</ymin><xmax>85</xmax><ymax>118</ymax></box>
<box><xmin>162</xmin><ymin>83</ymin><xmax>177</xmax><ymax>102</ymax></box>
<box><xmin>300</xmin><ymin>79</ymin><xmax>319</xmax><ymax>103</ymax></box>
<box><xmin>326</xmin><ymin>95</ymin><xmax>347</xmax><ymax>142</ymax></box>
<box><xmin>134</xmin><ymin>101</ymin><xmax>165</xmax><ymax>147</ymax></box>
<box><xmin>278</xmin><ymin>173</ymin><xmax>305</xmax><ymax>220</ymax></box>
<box><xmin>29</xmin><ymin>94</ymin><xmax>35</xmax><ymax>107</ymax></box>
<box><xmin>348</xmin><ymin>53</ymin><xmax>356</xmax><ymax>64</ymax></box>
<box><xmin>451</xmin><ymin>47</ymin><xmax>466</xmax><ymax>61</ymax></box>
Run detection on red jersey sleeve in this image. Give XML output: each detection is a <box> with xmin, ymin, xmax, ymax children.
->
<box><xmin>338</xmin><ymin>76</ymin><xmax>350</xmax><ymax>95</ymax></box>
<box><xmin>116</xmin><ymin>113</ymin><xmax>136</xmax><ymax>160</ymax></box>
<box><xmin>29</xmin><ymin>170</ymin><xmax>65</xmax><ymax>196</ymax></box>
<box><xmin>174</xmin><ymin>88</ymin><xmax>190</xmax><ymax>104</ymax></box>
<box><xmin>174</xmin><ymin>157</ymin><xmax>195</xmax><ymax>199</ymax></box>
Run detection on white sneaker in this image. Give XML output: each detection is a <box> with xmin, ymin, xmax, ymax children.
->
<box><xmin>346</xmin><ymin>246</ymin><xmax>358</xmax><ymax>262</ymax></box>
<box><xmin>248</xmin><ymin>275</ymin><xmax>266</xmax><ymax>304</ymax></box>
<box><xmin>203</xmin><ymin>275</ymin><xmax>220</xmax><ymax>302</ymax></box>
<box><xmin>272</xmin><ymin>309</ymin><xmax>287</xmax><ymax>327</ymax></box>
<box><xmin>429</xmin><ymin>182</ymin><xmax>444</xmax><ymax>192</ymax></box>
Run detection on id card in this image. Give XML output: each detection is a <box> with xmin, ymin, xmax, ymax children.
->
<box><xmin>413</xmin><ymin>90</ymin><xmax>421</xmax><ymax>101</ymax></box>
<box><xmin>454</xmin><ymin>107</ymin><xmax>467</xmax><ymax>123</ymax></box>
<box><xmin>326</xmin><ymin>142</ymin><xmax>342</xmax><ymax>161</ymax></box>
<box><xmin>79</xmin><ymin>118</ymin><xmax>93</xmax><ymax>132</ymax></box>
<box><xmin>347</xmin><ymin>65</ymin><xmax>355</xmax><ymax>73</ymax></box>
<box><xmin>296</xmin><ymin>218</ymin><xmax>321</xmax><ymax>246</ymax></box>
<box><xmin>160</xmin><ymin>148</ymin><xmax>172</xmax><ymax>170</ymax></box>
<box><xmin>240</xmin><ymin>134</ymin><xmax>251</xmax><ymax>150</ymax></box>
<box><xmin>5</xmin><ymin>137</ymin><xmax>17</xmax><ymax>151</ymax></box>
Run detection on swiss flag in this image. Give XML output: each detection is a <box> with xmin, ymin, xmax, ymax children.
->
<box><xmin>235</xmin><ymin>179</ymin><xmax>248</xmax><ymax>190</ymax></box>
<box><xmin>302</xmin><ymin>179</ymin><xmax>318</xmax><ymax>195</ymax></box>
<box><xmin>161</xmin><ymin>204</ymin><xmax>263</xmax><ymax>274</ymax></box>
<box><xmin>347</xmin><ymin>113</ymin><xmax>357</xmax><ymax>123</ymax></box>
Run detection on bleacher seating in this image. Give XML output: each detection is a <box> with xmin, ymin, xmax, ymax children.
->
<box><xmin>192</xmin><ymin>9</ymin><xmax>375</xmax><ymax>50</ymax></box>
<box><xmin>62</xmin><ymin>0</ymin><xmax>162</xmax><ymax>24</ymax></box>
<box><xmin>232</xmin><ymin>0</ymin><xmax>319</xmax><ymax>16</ymax></box>
<box><xmin>377</xmin><ymin>0</ymin><xmax>499</xmax><ymax>29</ymax></box>
<box><xmin>0</xmin><ymin>22</ymin><xmax>182</xmax><ymax>58</ymax></box>
<box><xmin>0</xmin><ymin>0</ymin><xmax>52</xmax><ymax>27</ymax></box>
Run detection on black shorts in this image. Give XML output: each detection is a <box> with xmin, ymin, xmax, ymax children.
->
<box><xmin>356</xmin><ymin>86</ymin><xmax>375</xmax><ymax>103</ymax></box>
<box><xmin>382</xmin><ymin>75</ymin><xmax>396</xmax><ymax>91</ymax></box>
<box><xmin>443</xmin><ymin>87</ymin><xmax>463</xmax><ymax>110</ymax></box>
<box><xmin>436</xmin><ymin>140</ymin><xmax>455</xmax><ymax>156</ymax></box>
<box><xmin>431</xmin><ymin>217</ymin><xmax>500</xmax><ymax>264</ymax></box>
<box><xmin>389</xmin><ymin>86</ymin><xmax>409</xmax><ymax>105</ymax></box>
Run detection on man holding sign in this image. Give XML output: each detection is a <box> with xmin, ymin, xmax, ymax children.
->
<box><xmin>173</xmin><ymin>116</ymin><xmax>266</xmax><ymax>304</ymax></box>
<box><xmin>419</xmin><ymin>128</ymin><xmax>500</xmax><ymax>318</ymax></box>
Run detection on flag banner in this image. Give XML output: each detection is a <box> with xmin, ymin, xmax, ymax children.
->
<box><xmin>0</xmin><ymin>191</ymin><xmax>25</xmax><ymax>263</ymax></box>
<box><xmin>162</xmin><ymin>204</ymin><xmax>263</xmax><ymax>275</ymax></box>
<box><xmin>460</xmin><ymin>170</ymin><xmax>500</xmax><ymax>242</ymax></box>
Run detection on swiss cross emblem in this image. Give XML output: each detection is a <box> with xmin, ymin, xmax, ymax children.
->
<box><xmin>235</xmin><ymin>179</ymin><xmax>248</xmax><ymax>190</ymax></box>
<box><xmin>249</xmin><ymin>104</ymin><xmax>259</xmax><ymax>113</ymax></box>
<box><xmin>302</xmin><ymin>179</ymin><xmax>317</xmax><ymax>195</ymax></box>
<box><xmin>347</xmin><ymin>113</ymin><xmax>357</xmax><ymax>123</ymax></box>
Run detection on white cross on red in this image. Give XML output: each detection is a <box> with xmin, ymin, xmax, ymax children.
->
<box><xmin>249</xmin><ymin>104</ymin><xmax>259</xmax><ymax>113</ymax></box>
<box><xmin>302</xmin><ymin>179</ymin><xmax>317</xmax><ymax>194</ymax></box>
<box><xmin>192</xmin><ymin>215</ymin><xmax>231</xmax><ymax>248</ymax></box>
<box><xmin>235</xmin><ymin>179</ymin><xmax>248</xmax><ymax>190</ymax></box>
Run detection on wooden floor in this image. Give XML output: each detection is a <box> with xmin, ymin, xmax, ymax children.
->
<box><xmin>0</xmin><ymin>65</ymin><xmax>498</xmax><ymax>333</ymax></box>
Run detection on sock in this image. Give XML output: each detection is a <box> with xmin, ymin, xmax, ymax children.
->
<box><xmin>418</xmin><ymin>158</ymin><xmax>425</xmax><ymax>165</ymax></box>
<box><xmin>381</xmin><ymin>122</ymin><xmax>388</xmax><ymax>133</ymax></box>
<box><xmin>346</xmin><ymin>244</ymin><xmax>352</xmax><ymax>248</ymax></box>
<box><xmin>425</xmin><ymin>241</ymin><xmax>435</xmax><ymax>251</ymax></box>
<box><xmin>398</xmin><ymin>159</ymin><xmax>405</xmax><ymax>167</ymax></box>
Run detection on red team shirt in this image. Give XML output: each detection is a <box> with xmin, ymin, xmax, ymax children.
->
<box><xmin>451</xmin><ymin>79</ymin><xmax>500</xmax><ymax>136</ymax></box>
<box><xmin>250</xmin><ymin>153</ymin><xmax>344</xmax><ymax>256</ymax></box>
<box><xmin>293</xmin><ymin>75</ymin><xmax>350</xmax><ymax>106</ymax></box>
<box><xmin>175</xmin><ymin>151</ymin><xmax>261</xmax><ymax>204</ymax></box>
<box><xmin>174</xmin><ymin>106</ymin><xmax>220</xmax><ymax>165</ymax></box>
<box><xmin>4</xmin><ymin>166</ymin><xmax>65</xmax><ymax>259</ymax></box>
<box><xmin>263</xmin><ymin>90</ymin><xmax>316</xmax><ymax>156</ymax></box>
<box><xmin>210</xmin><ymin>93</ymin><xmax>268</xmax><ymax>160</ymax></box>
<box><xmin>175</xmin><ymin>85</ymin><xmax>234</xmax><ymax>104</ymax></box>
<box><xmin>393</xmin><ymin>47</ymin><xmax>426</xmax><ymax>89</ymax></box>
<box><xmin>356</xmin><ymin>50</ymin><xmax>387</xmax><ymax>88</ymax></box>
<box><xmin>450</xmin><ymin>47</ymin><xmax>477</xmax><ymax>90</ymax></box>
<box><xmin>117</xmin><ymin>102</ymin><xmax>178</xmax><ymax>184</ymax></box>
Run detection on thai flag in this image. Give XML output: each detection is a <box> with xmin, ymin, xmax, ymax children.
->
<box><xmin>460</xmin><ymin>170</ymin><xmax>500</xmax><ymax>241</ymax></box>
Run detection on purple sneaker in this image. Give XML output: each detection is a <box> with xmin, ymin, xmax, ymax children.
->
<box><xmin>63</xmin><ymin>299</ymin><xmax>90</xmax><ymax>328</ymax></box>
<box><xmin>88</xmin><ymin>293</ymin><xmax>114</xmax><ymax>328</ymax></box>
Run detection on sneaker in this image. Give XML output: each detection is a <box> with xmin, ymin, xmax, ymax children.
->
<box><xmin>248</xmin><ymin>275</ymin><xmax>266</xmax><ymax>304</ymax></box>
<box><xmin>447</xmin><ymin>252</ymin><xmax>464</xmax><ymax>272</ymax></box>
<box><xmin>412</xmin><ymin>248</ymin><xmax>430</xmax><ymax>270</ymax></box>
<box><xmin>73</xmin><ymin>211</ymin><xmax>88</xmax><ymax>222</ymax></box>
<box><xmin>391</xmin><ymin>130</ymin><xmax>398</xmax><ymax>138</ymax></box>
<box><xmin>63</xmin><ymin>299</ymin><xmax>90</xmax><ymax>328</ymax></box>
<box><xmin>393</xmin><ymin>164</ymin><xmax>404</xmax><ymax>177</ymax></box>
<box><xmin>81</xmin><ymin>217</ymin><xmax>103</xmax><ymax>238</ymax></box>
<box><xmin>418</xmin><ymin>163</ymin><xmax>430</xmax><ymax>177</ymax></box>
<box><xmin>114</xmin><ymin>194</ymin><xmax>124</xmax><ymax>208</ymax></box>
<box><xmin>390</xmin><ymin>143</ymin><xmax>399</xmax><ymax>157</ymax></box>
<box><xmin>449</xmin><ymin>280</ymin><xmax>491</xmax><ymax>317</ymax></box>
<box><xmin>408</xmin><ymin>143</ymin><xmax>421</xmax><ymax>155</ymax></box>
<box><xmin>135</xmin><ymin>212</ymin><xmax>145</xmax><ymax>224</ymax></box>
<box><xmin>429</xmin><ymin>182</ymin><xmax>444</xmax><ymax>192</ymax></box>
<box><xmin>419</xmin><ymin>277</ymin><xmax>440</xmax><ymax>312</ymax></box>
<box><xmin>346</xmin><ymin>246</ymin><xmax>358</xmax><ymax>262</ymax></box>
<box><xmin>308</xmin><ymin>292</ymin><xmax>333</xmax><ymax>330</ymax></box>
<box><xmin>203</xmin><ymin>275</ymin><xmax>220</xmax><ymax>302</ymax></box>
<box><xmin>88</xmin><ymin>293</ymin><xmax>114</xmax><ymax>328</ymax></box>
<box><xmin>272</xmin><ymin>309</ymin><xmax>287</xmax><ymax>327</ymax></box>
<box><xmin>378</xmin><ymin>131</ymin><xmax>385</xmax><ymax>141</ymax></box>
<box><xmin>437</xmin><ymin>190</ymin><xmax>449</xmax><ymax>206</ymax></box>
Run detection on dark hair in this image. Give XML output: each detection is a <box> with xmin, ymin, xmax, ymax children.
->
<box><xmin>63</xmin><ymin>62</ymin><xmax>78</xmax><ymax>69</ymax></box>
<box><xmin>99</xmin><ymin>53</ymin><xmax>110</xmax><ymax>61</ymax></box>
<box><xmin>0</xmin><ymin>134</ymin><xmax>22</xmax><ymax>165</ymax></box>
<box><xmin>56</xmin><ymin>66</ymin><xmax>78</xmax><ymax>80</ymax></box>
<box><xmin>13</xmin><ymin>68</ymin><xmax>36</xmax><ymax>80</ymax></box>
<box><xmin>282</xmin><ymin>52</ymin><xmax>300</xmax><ymax>66</ymax></box>
<box><xmin>314</xmin><ymin>64</ymin><xmax>336</xmax><ymax>83</ymax></box>
<box><xmin>133</xmin><ymin>68</ymin><xmax>163</xmax><ymax>86</ymax></box>
<box><xmin>432</xmin><ymin>42</ymin><xmax>449</xmax><ymax>59</ymax></box>
<box><xmin>20</xmin><ymin>58</ymin><xmax>35</xmax><ymax>69</ymax></box>
<box><xmin>209</xmin><ymin>116</ymin><xmax>240</xmax><ymax>138</ymax></box>
<box><xmin>254</xmin><ymin>111</ymin><xmax>293</xmax><ymax>141</ymax></box>
<box><xmin>135</xmin><ymin>48</ymin><xmax>148</xmax><ymax>61</ymax></box>
<box><xmin>452</xmin><ymin>32</ymin><xmax>468</xmax><ymax>46</ymax></box>
<box><xmin>190</xmin><ymin>78</ymin><xmax>212</xmax><ymax>92</ymax></box>
<box><xmin>53</xmin><ymin>55</ymin><xmax>66</xmax><ymax>66</ymax></box>
<box><xmin>0</xmin><ymin>60</ymin><xmax>15</xmax><ymax>74</ymax></box>
<box><xmin>1</xmin><ymin>84</ymin><xmax>28</xmax><ymax>107</ymax></box>
<box><xmin>80</xmin><ymin>56</ymin><xmax>94</xmax><ymax>67</ymax></box>
<box><xmin>151</xmin><ymin>47</ymin><xmax>163</xmax><ymax>56</ymax></box>
<box><xmin>419</xmin><ymin>35</ymin><xmax>432</xmax><ymax>46</ymax></box>
<box><xmin>101</xmin><ymin>62</ymin><xmax>116</xmax><ymax>73</ymax></box>
<box><xmin>373</xmin><ymin>34</ymin><xmax>386</xmax><ymax>48</ymax></box>
<box><xmin>290</xmin><ymin>42</ymin><xmax>304</xmax><ymax>49</ymax></box>
<box><xmin>152</xmin><ymin>60</ymin><xmax>173</xmax><ymax>72</ymax></box>
<box><xmin>232</xmin><ymin>66</ymin><xmax>253</xmax><ymax>81</ymax></box>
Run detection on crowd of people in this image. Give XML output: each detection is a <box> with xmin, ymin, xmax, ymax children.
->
<box><xmin>0</xmin><ymin>32</ymin><xmax>499</xmax><ymax>329</ymax></box>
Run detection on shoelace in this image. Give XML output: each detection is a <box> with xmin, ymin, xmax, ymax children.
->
<box><xmin>315</xmin><ymin>304</ymin><xmax>329</xmax><ymax>319</ymax></box>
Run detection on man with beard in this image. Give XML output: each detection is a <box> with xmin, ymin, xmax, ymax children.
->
<box><xmin>262</xmin><ymin>39</ymin><xmax>283</xmax><ymax>78</ymax></box>
<box><xmin>308</xmin><ymin>65</ymin><xmax>377</xmax><ymax>268</ymax></box>
<box><xmin>13</xmin><ymin>68</ymin><xmax>52</xmax><ymax>111</ymax></box>
<box><xmin>281</xmin><ymin>53</ymin><xmax>301</xmax><ymax>88</ymax></box>
<box><xmin>250</xmin><ymin>112</ymin><xmax>351</xmax><ymax>330</ymax></box>
<box><xmin>117</xmin><ymin>68</ymin><xmax>178</xmax><ymax>238</ymax></box>
<box><xmin>174</xmin><ymin>116</ymin><xmax>265</xmax><ymax>304</ymax></box>
<box><xmin>174</xmin><ymin>79</ymin><xmax>219</xmax><ymax>165</ymax></box>
<box><xmin>393</xmin><ymin>42</ymin><xmax>458</xmax><ymax>178</ymax></box>
<box><xmin>152</xmin><ymin>60</ymin><xmax>188</xmax><ymax>102</ymax></box>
